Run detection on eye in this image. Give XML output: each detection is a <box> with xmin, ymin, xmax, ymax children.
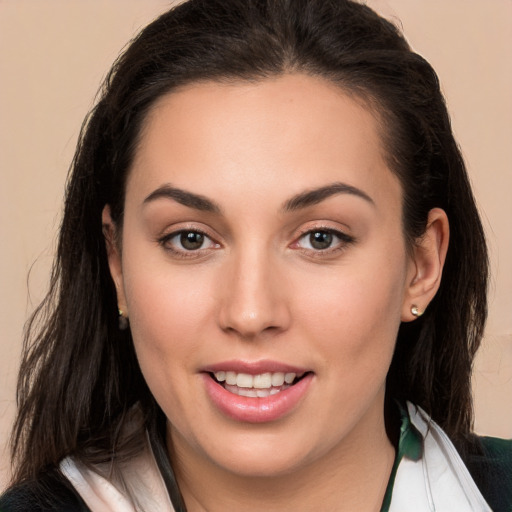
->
<box><xmin>160</xmin><ymin>229</ymin><xmax>219</xmax><ymax>253</ymax></box>
<box><xmin>305</xmin><ymin>231</ymin><xmax>334</xmax><ymax>250</ymax></box>
<box><xmin>295</xmin><ymin>228</ymin><xmax>354</xmax><ymax>252</ymax></box>
<box><xmin>177</xmin><ymin>231</ymin><xmax>207</xmax><ymax>250</ymax></box>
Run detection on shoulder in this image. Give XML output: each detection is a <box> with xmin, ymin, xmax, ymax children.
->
<box><xmin>465</xmin><ymin>436</ymin><xmax>512</xmax><ymax>512</ymax></box>
<box><xmin>0</xmin><ymin>469</ymin><xmax>89</xmax><ymax>512</ymax></box>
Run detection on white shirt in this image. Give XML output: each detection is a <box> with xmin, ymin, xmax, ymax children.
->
<box><xmin>60</xmin><ymin>403</ymin><xmax>492</xmax><ymax>512</ymax></box>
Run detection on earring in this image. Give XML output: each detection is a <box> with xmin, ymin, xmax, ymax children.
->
<box><xmin>118</xmin><ymin>308</ymin><xmax>129</xmax><ymax>330</ymax></box>
<box><xmin>411</xmin><ymin>305</ymin><xmax>423</xmax><ymax>318</ymax></box>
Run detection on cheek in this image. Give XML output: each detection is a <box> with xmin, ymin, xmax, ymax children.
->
<box><xmin>293</xmin><ymin>249</ymin><xmax>407</xmax><ymax>370</ymax></box>
<box><xmin>126</xmin><ymin>271</ymin><xmax>212</xmax><ymax>355</ymax></box>
<box><xmin>122</xmin><ymin>263</ymin><xmax>215</xmax><ymax>430</ymax></box>
<box><xmin>293</xmin><ymin>265</ymin><xmax>406</xmax><ymax>429</ymax></box>
<box><xmin>119</xmin><ymin>241</ymin><xmax>217</xmax><ymax>388</ymax></box>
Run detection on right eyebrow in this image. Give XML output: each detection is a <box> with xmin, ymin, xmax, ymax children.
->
<box><xmin>143</xmin><ymin>184</ymin><xmax>222</xmax><ymax>214</ymax></box>
<box><xmin>282</xmin><ymin>181</ymin><xmax>375</xmax><ymax>212</ymax></box>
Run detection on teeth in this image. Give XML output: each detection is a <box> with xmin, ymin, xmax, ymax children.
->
<box><xmin>238</xmin><ymin>388</ymin><xmax>259</xmax><ymax>397</ymax></box>
<box><xmin>213</xmin><ymin>371</ymin><xmax>300</xmax><ymax>389</ymax></box>
<box><xmin>225</xmin><ymin>371</ymin><xmax>237</xmax><ymax>385</ymax></box>
<box><xmin>271</xmin><ymin>373</ymin><xmax>285</xmax><ymax>386</ymax></box>
<box><xmin>214</xmin><ymin>371</ymin><xmax>226</xmax><ymax>382</ymax></box>
<box><xmin>224</xmin><ymin>383</ymin><xmax>290</xmax><ymax>397</ymax></box>
<box><xmin>236</xmin><ymin>373</ymin><xmax>253</xmax><ymax>388</ymax></box>
<box><xmin>253</xmin><ymin>373</ymin><xmax>272</xmax><ymax>388</ymax></box>
<box><xmin>284</xmin><ymin>372</ymin><xmax>296</xmax><ymax>384</ymax></box>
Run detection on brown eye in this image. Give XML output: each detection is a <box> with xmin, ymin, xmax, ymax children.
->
<box><xmin>160</xmin><ymin>229</ymin><xmax>218</xmax><ymax>255</ymax></box>
<box><xmin>295</xmin><ymin>228</ymin><xmax>355</xmax><ymax>254</ymax></box>
<box><xmin>309</xmin><ymin>231</ymin><xmax>333</xmax><ymax>250</ymax></box>
<box><xmin>180</xmin><ymin>231</ymin><xmax>205</xmax><ymax>250</ymax></box>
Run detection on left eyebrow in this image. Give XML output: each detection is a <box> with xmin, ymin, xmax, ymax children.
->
<box><xmin>143</xmin><ymin>184</ymin><xmax>222</xmax><ymax>213</ymax></box>
<box><xmin>282</xmin><ymin>182</ymin><xmax>375</xmax><ymax>212</ymax></box>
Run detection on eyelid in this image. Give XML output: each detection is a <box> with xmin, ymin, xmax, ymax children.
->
<box><xmin>157</xmin><ymin>223</ymin><xmax>222</xmax><ymax>258</ymax></box>
<box><xmin>293</xmin><ymin>221</ymin><xmax>353</xmax><ymax>241</ymax></box>
<box><xmin>290</xmin><ymin>223</ymin><xmax>356</xmax><ymax>255</ymax></box>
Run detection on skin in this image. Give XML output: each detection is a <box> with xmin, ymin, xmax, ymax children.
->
<box><xmin>104</xmin><ymin>74</ymin><xmax>448</xmax><ymax>511</ymax></box>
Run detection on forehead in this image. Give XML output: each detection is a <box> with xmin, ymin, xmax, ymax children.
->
<box><xmin>128</xmin><ymin>73</ymin><xmax>400</xmax><ymax>211</ymax></box>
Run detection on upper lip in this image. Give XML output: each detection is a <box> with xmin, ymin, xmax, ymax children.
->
<box><xmin>202</xmin><ymin>360</ymin><xmax>310</xmax><ymax>375</ymax></box>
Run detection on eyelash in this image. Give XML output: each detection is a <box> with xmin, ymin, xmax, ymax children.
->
<box><xmin>158</xmin><ymin>228</ymin><xmax>220</xmax><ymax>259</ymax></box>
<box><xmin>157</xmin><ymin>226</ymin><xmax>355</xmax><ymax>259</ymax></box>
<box><xmin>292</xmin><ymin>227</ymin><xmax>355</xmax><ymax>257</ymax></box>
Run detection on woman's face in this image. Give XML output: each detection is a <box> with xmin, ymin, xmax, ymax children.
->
<box><xmin>108</xmin><ymin>74</ymin><xmax>421</xmax><ymax>478</ymax></box>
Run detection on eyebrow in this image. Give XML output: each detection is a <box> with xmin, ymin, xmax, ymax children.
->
<box><xmin>143</xmin><ymin>181</ymin><xmax>373</xmax><ymax>214</ymax></box>
<box><xmin>283</xmin><ymin>182</ymin><xmax>375</xmax><ymax>212</ymax></box>
<box><xmin>143</xmin><ymin>184</ymin><xmax>222</xmax><ymax>213</ymax></box>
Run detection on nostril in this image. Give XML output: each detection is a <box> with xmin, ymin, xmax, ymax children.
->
<box><xmin>217</xmin><ymin>276</ymin><xmax>291</xmax><ymax>338</ymax></box>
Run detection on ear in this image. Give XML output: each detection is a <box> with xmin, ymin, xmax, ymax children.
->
<box><xmin>401</xmin><ymin>208</ymin><xmax>449</xmax><ymax>322</ymax></box>
<box><xmin>102</xmin><ymin>205</ymin><xmax>128</xmax><ymax>316</ymax></box>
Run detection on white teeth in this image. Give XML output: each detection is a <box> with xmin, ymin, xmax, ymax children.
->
<box><xmin>214</xmin><ymin>371</ymin><xmax>226</xmax><ymax>382</ymax></box>
<box><xmin>284</xmin><ymin>372</ymin><xmax>296</xmax><ymax>384</ymax></box>
<box><xmin>271</xmin><ymin>372</ymin><xmax>285</xmax><ymax>386</ymax></box>
<box><xmin>225</xmin><ymin>371</ymin><xmax>237</xmax><ymax>385</ymax></box>
<box><xmin>253</xmin><ymin>373</ymin><xmax>272</xmax><ymax>389</ymax></box>
<box><xmin>213</xmin><ymin>370</ymin><xmax>302</xmax><ymax>390</ymax></box>
<box><xmin>236</xmin><ymin>373</ymin><xmax>254</xmax><ymax>388</ymax></box>
<box><xmin>224</xmin><ymin>384</ymin><xmax>289</xmax><ymax>397</ymax></box>
<box><xmin>238</xmin><ymin>388</ymin><xmax>258</xmax><ymax>397</ymax></box>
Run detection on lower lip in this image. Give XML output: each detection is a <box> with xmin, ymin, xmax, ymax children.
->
<box><xmin>202</xmin><ymin>373</ymin><xmax>314</xmax><ymax>423</ymax></box>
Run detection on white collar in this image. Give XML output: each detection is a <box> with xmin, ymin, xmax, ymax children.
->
<box><xmin>388</xmin><ymin>403</ymin><xmax>491</xmax><ymax>511</ymax></box>
<box><xmin>60</xmin><ymin>402</ymin><xmax>491</xmax><ymax>511</ymax></box>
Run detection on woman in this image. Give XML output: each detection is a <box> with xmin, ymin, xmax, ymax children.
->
<box><xmin>1</xmin><ymin>0</ymin><xmax>510</xmax><ymax>510</ymax></box>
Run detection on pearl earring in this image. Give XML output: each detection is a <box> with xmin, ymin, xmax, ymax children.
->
<box><xmin>411</xmin><ymin>305</ymin><xmax>423</xmax><ymax>318</ymax></box>
<box><xmin>118</xmin><ymin>308</ymin><xmax>129</xmax><ymax>330</ymax></box>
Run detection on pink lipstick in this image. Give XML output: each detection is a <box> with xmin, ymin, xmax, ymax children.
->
<box><xmin>201</xmin><ymin>360</ymin><xmax>314</xmax><ymax>423</ymax></box>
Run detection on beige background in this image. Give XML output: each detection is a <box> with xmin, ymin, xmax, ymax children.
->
<box><xmin>1</xmin><ymin>0</ymin><xmax>511</xmax><ymax>490</ymax></box>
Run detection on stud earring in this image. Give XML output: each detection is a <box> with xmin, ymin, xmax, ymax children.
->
<box><xmin>411</xmin><ymin>305</ymin><xmax>423</xmax><ymax>318</ymax></box>
<box><xmin>118</xmin><ymin>308</ymin><xmax>129</xmax><ymax>330</ymax></box>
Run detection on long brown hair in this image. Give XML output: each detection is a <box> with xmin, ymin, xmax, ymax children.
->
<box><xmin>11</xmin><ymin>0</ymin><xmax>488</xmax><ymax>484</ymax></box>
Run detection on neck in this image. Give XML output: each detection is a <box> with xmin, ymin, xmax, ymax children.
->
<box><xmin>167</xmin><ymin>399</ymin><xmax>396</xmax><ymax>512</ymax></box>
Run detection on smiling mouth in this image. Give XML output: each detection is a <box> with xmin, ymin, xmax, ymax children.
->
<box><xmin>209</xmin><ymin>371</ymin><xmax>309</xmax><ymax>398</ymax></box>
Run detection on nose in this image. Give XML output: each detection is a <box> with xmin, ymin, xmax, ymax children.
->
<box><xmin>217</xmin><ymin>249</ymin><xmax>291</xmax><ymax>340</ymax></box>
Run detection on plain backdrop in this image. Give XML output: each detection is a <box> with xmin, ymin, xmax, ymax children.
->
<box><xmin>1</xmin><ymin>0</ymin><xmax>511</xmax><ymax>490</ymax></box>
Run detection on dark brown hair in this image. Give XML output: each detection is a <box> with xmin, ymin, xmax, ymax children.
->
<box><xmin>11</xmin><ymin>0</ymin><xmax>488</xmax><ymax>484</ymax></box>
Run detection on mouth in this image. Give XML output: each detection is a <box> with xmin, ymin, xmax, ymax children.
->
<box><xmin>209</xmin><ymin>371</ymin><xmax>310</xmax><ymax>398</ymax></box>
<box><xmin>202</xmin><ymin>364</ymin><xmax>314</xmax><ymax>422</ymax></box>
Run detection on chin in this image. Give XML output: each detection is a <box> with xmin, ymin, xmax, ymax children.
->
<box><xmin>190</xmin><ymin>424</ymin><xmax>332</xmax><ymax>479</ymax></box>
<box><xmin>213</xmin><ymin>448</ymin><xmax>314</xmax><ymax>479</ymax></box>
